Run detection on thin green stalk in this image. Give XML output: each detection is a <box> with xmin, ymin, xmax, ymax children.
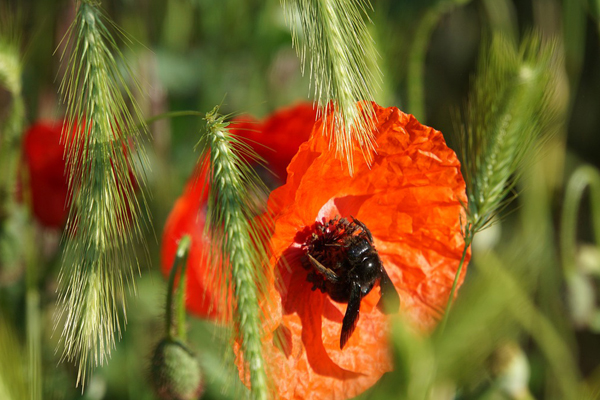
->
<box><xmin>176</xmin><ymin>256</ymin><xmax>190</xmax><ymax>343</ymax></box>
<box><xmin>562</xmin><ymin>0</ymin><xmax>586</xmax><ymax>94</ymax></box>
<box><xmin>407</xmin><ymin>0</ymin><xmax>471</xmax><ymax>121</ymax></box>
<box><xmin>200</xmin><ymin>106</ymin><xmax>270</xmax><ymax>400</ymax></box>
<box><xmin>281</xmin><ymin>0</ymin><xmax>380</xmax><ymax>174</ymax></box>
<box><xmin>165</xmin><ymin>235</ymin><xmax>191</xmax><ymax>341</ymax></box>
<box><xmin>481</xmin><ymin>0</ymin><xmax>517</xmax><ymax>41</ymax></box>
<box><xmin>56</xmin><ymin>0</ymin><xmax>151</xmax><ymax>385</ymax></box>
<box><xmin>440</xmin><ymin>228</ymin><xmax>473</xmax><ymax>331</ymax></box>
<box><xmin>25</xmin><ymin>290</ymin><xmax>41</xmax><ymax>400</ymax></box>
<box><xmin>144</xmin><ymin>110</ymin><xmax>205</xmax><ymax>126</ymax></box>
<box><xmin>24</xmin><ymin>224</ymin><xmax>41</xmax><ymax>400</ymax></box>
<box><xmin>560</xmin><ymin>165</ymin><xmax>600</xmax><ymax>275</ymax></box>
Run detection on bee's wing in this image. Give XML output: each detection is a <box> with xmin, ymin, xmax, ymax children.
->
<box><xmin>377</xmin><ymin>267</ymin><xmax>400</xmax><ymax>314</ymax></box>
<box><xmin>307</xmin><ymin>254</ymin><xmax>340</xmax><ymax>283</ymax></box>
<box><xmin>340</xmin><ymin>281</ymin><xmax>362</xmax><ymax>349</ymax></box>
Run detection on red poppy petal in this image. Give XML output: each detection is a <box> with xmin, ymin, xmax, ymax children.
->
<box><xmin>231</xmin><ymin>103</ymin><xmax>317</xmax><ymax>181</ymax></box>
<box><xmin>160</xmin><ymin>164</ymin><xmax>232</xmax><ymax>321</ymax></box>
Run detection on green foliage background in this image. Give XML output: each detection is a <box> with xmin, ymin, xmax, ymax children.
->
<box><xmin>1</xmin><ymin>0</ymin><xmax>600</xmax><ymax>399</ymax></box>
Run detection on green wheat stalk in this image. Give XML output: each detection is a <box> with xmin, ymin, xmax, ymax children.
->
<box><xmin>458</xmin><ymin>33</ymin><xmax>559</xmax><ymax>233</ymax></box>
<box><xmin>198</xmin><ymin>107</ymin><xmax>270</xmax><ymax>400</ymax></box>
<box><xmin>281</xmin><ymin>0</ymin><xmax>381</xmax><ymax>174</ymax></box>
<box><xmin>55</xmin><ymin>0</ymin><xmax>151</xmax><ymax>385</ymax></box>
<box><xmin>442</xmin><ymin>32</ymin><xmax>561</xmax><ymax>324</ymax></box>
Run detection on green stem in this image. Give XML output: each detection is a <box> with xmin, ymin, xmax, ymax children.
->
<box><xmin>176</xmin><ymin>247</ymin><xmax>190</xmax><ymax>343</ymax></box>
<box><xmin>407</xmin><ymin>0</ymin><xmax>471</xmax><ymax>121</ymax></box>
<box><xmin>562</xmin><ymin>0</ymin><xmax>586</xmax><ymax>97</ymax></box>
<box><xmin>26</xmin><ymin>291</ymin><xmax>41</xmax><ymax>400</ymax></box>
<box><xmin>144</xmin><ymin>110</ymin><xmax>205</xmax><ymax>126</ymax></box>
<box><xmin>560</xmin><ymin>165</ymin><xmax>600</xmax><ymax>276</ymax></box>
<box><xmin>118</xmin><ymin>110</ymin><xmax>205</xmax><ymax>140</ymax></box>
<box><xmin>481</xmin><ymin>0</ymin><xmax>517</xmax><ymax>41</ymax></box>
<box><xmin>25</xmin><ymin>224</ymin><xmax>41</xmax><ymax>400</ymax></box>
<box><xmin>165</xmin><ymin>235</ymin><xmax>191</xmax><ymax>340</ymax></box>
<box><xmin>407</xmin><ymin>8</ymin><xmax>436</xmax><ymax>122</ymax></box>
<box><xmin>441</xmin><ymin>227</ymin><xmax>473</xmax><ymax>330</ymax></box>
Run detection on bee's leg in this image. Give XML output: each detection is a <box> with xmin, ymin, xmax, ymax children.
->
<box><xmin>377</xmin><ymin>268</ymin><xmax>400</xmax><ymax>314</ymax></box>
<box><xmin>340</xmin><ymin>281</ymin><xmax>361</xmax><ymax>349</ymax></box>
<box><xmin>350</xmin><ymin>216</ymin><xmax>374</xmax><ymax>243</ymax></box>
<box><xmin>307</xmin><ymin>254</ymin><xmax>340</xmax><ymax>283</ymax></box>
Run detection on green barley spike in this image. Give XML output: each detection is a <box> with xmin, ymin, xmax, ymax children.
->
<box><xmin>457</xmin><ymin>32</ymin><xmax>561</xmax><ymax>233</ymax></box>
<box><xmin>443</xmin><ymin>32</ymin><xmax>562</xmax><ymax>324</ymax></box>
<box><xmin>55</xmin><ymin>0</ymin><xmax>151</xmax><ymax>386</ymax></box>
<box><xmin>199</xmin><ymin>107</ymin><xmax>271</xmax><ymax>400</ymax></box>
<box><xmin>281</xmin><ymin>0</ymin><xmax>381</xmax><ymax>175</ymax></box>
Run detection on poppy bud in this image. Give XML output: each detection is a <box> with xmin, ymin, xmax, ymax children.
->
<box><xmin>150</xmin><ymin>339</ymin><xmax>203</xmax><ymax>400</ymax></box>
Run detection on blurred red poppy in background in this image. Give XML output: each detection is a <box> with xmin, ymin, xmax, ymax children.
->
<box><xmin>161</xmin><ymin>102</ymin><xmax>316</xmax><ymax>320</ymax></box>
<box><xmin>22</xmin><ymin>120</ymin><xmax>139</xmax><ymax>230</ymax></box>
<box><xmin>236</xmin><ymin>102</ymin><xmax>469</xmax><ymax>399</ymax></box>
<box><xmin>22</xmin><ymin>121</ymin><xmax>70</xmax><ymax>228</ymax></box>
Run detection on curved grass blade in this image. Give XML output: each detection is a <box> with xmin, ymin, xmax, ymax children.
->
<box><xmin>55</xmin><ymin>0</ymin><xmax>151</xmax><ymax>386</ymax></box>
<box><xmin>560</xmin><ymin>165</ymin><xmax>600</xmax><ymax>275</ymax></box>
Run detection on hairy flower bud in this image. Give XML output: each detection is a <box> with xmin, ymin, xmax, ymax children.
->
<box><xmin>150</xmin><ymin>339</ymin><xmax>203</xmax><ymax>400</ymax></box>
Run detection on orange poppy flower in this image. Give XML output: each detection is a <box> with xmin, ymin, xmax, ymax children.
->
<box><xmin>161</xmin><ymin>103</ymin><xmax>317</xmax><ymax>320</ymax></box>
<box><xmin>236</xmin><ymin>103</ymin><xmax>468</xmax><ymax>399</ymax></box>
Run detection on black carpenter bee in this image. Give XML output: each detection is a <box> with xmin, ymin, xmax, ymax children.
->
<box><xmin>302</xmin><ymin>216</ymin><xmax>400</xmax><ymax>349</ymax></box>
